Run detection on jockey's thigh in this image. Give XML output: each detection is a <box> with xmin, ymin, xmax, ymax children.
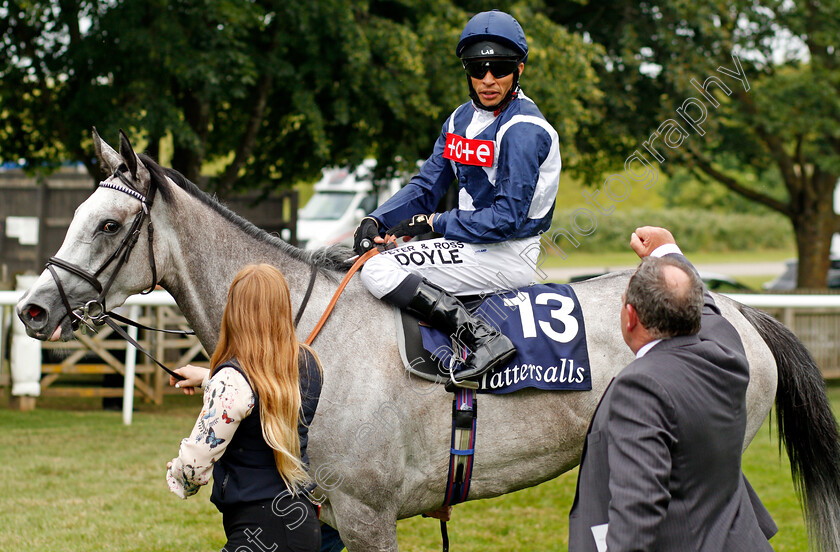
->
<box><xmin>360</xmin><ymin>236</ymin><xmax>540</xmax><ymax>298</ymax></box>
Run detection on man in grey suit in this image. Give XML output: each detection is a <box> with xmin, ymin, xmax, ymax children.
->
<box><xmin>568</xmin><ymin>226</ymin><xmax>777</xmax><ymax>551</ymax></box>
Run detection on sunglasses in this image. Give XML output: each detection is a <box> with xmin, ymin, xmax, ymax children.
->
<box><xmin>462</xmin><ymin>59</ymin><xmax>519</xmax><ymax>79</ymax></box>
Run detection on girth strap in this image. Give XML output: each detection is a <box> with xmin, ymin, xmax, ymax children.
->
<box><xmin>443</xmin><ymin>387</ymin><xmax>478</xmax><ymax>506</ymax></box>
<box><xmin>433</xmin><ymin>387</ymin><xmax>477</xmax><ymax>552</ymax></box>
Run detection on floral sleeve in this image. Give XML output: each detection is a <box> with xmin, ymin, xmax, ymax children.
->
<box><xmin>166</xmin><ymin>367</ymin><xmax>255</xmax><ymax>499</ymax></box>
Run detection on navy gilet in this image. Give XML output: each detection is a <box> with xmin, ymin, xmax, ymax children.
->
<box><xmin>209</xmin><ymin>347</ymin><xmax>322</xmax><ymax>510</ymax></box>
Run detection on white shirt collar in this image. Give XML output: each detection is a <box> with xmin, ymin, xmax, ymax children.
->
<box><xmin>636</xmin><ymin>339</ymin><xmax>663</xmax><ymax>358</ymax></box>
<box><xmin>650</xmin><ymin>243</ymin><xmax>683</xmax><ymax>258</ymax></box>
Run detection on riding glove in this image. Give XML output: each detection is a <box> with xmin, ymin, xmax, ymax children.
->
<box><xmin>353</xmin><ymin>217</ymin><xmax>380</xmax><ymax>255</ymax></box>
<box><xmin>388</xmin><ymin>214</ymin><xmax>434</xmax><ymax>240</ymax></box>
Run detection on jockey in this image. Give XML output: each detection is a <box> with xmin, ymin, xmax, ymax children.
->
<box><xmin>354</xmin><ymin>9</ymin><xmax>562</xmax><ymax>382</ymax></box>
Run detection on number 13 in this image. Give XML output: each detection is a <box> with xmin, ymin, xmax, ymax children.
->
<box><xmin>503</xmin><ymin>293</ymin><xmax>579</xmax><ymax>343</ymax></box>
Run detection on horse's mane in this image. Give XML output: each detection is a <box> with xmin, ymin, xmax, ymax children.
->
<box><xmin>139</xmin><ymin>154</ymin><xmax>352</xmax><ymax>277</ymax></box>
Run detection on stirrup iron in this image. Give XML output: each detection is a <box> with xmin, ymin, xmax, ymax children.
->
<box><xmin>447</xmin><ymin>357</ymin><xmax>479</xmax><ymax>390</ymax></box>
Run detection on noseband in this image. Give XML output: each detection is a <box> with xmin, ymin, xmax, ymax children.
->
<box><xmin>45</xmin><ymin>167</ymin><xmax>189</xmax><ymax>380</ymax></box>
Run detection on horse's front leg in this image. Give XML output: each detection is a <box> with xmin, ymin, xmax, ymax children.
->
<box><xmin>330</xmin><ymin>496</ymin><xmax>399</xmax><ymax>552</ymax></box>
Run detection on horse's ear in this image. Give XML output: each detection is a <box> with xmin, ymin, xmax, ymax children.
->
<box><xmin>119</xmin><ymin>129</ymin><xmax>138</xmax><ymax>179</ymax></box>
<box><xmin>92</xmin><ymin>127</ymin><xmax>122</xmax><ymax>174</ymax></box>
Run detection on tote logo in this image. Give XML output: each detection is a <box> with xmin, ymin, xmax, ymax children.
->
<box><xmin>443</xmin><ymin>133</ymin><xmax>494</xmax><ymax>167</ymax></box>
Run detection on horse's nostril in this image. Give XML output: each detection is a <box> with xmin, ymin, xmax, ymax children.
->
<box><xmin>20</xmin><ymin>303</ymin><xmax>48</xmax><ymax>330</ymax></box>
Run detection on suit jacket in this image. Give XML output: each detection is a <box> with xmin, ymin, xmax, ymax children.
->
<box><xmin>568</xmin><ymin>253</ymin><xmax>777</xmax><ymax>551</ymax></box>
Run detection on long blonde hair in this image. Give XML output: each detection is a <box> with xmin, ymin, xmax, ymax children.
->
<box><xmin>210</xmin><ymin>263</ymin><xmax>318</xmax><ymax>493</ymax></box>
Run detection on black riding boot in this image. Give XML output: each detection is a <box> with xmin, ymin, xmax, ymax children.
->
<box><xmin>405</xmin><ymin>280</ymin><xmax>516</xmax><ymax>381</ymax></box>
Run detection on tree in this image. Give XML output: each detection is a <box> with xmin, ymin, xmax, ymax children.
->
<box><xmin>0</xmin><ymin>0</ymin><xmax>601</xmax><ymax>201</ymax></box>
<box><xmin>0</xmin><ymin>0</ymin><xmax>292</xmax><ymax>185</ymax></box>
<box><xmin>546</xmin><ymin>0</ymin><xmax>840</xmax><ymax>288</ymax></box>
<box><xmin>0</xmin><ymin>0</ymin><xmax>107</xmax><ymax>179</ymax></box>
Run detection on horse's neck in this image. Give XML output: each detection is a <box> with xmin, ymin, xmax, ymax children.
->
<box><xmin>156</xmin><ymin>188</ymin><xmax>313</xmax><ymax>351</ymax></box>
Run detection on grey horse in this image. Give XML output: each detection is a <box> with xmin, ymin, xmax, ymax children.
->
<box><xmin>16</xmin><ymin>131</ymin><xmax>840</xmax><ymax>551</ymax></box>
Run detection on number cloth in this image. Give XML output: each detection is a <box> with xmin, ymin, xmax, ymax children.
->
<box><xmin>419</xmin><ymin>283</ymin><xmax>591</xmax><ymax>394</ymax></box>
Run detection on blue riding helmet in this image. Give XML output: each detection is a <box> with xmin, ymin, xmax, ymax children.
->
<box><xmin>456</xmin><ymin>10</ymin><xmax>528</xmax><ymax>112</ymax></box>
<box><xmin>456</xmin><ymin>10</ymin><xmax>528</xmax><ymax>63</ymax></box>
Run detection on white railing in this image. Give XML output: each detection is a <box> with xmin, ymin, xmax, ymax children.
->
<box><xmin>4</xmin><ymin>290</ymin><xmax>840</xmax><ymax>422</ymax></box>
<box><xmin>0</xmin><ymin>289</ymin><xmax>179</xmax><ymax>306</ymax></box>
<box><xmin>724</xmin><ymin>294</ymin><xmax>840</xmax><ymax>308</ymax></box>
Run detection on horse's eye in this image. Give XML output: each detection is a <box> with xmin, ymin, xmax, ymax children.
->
<box><xmin>101</xmin><ymin>220</ymin><xmax>120</xmax><ymax>234</ymax></box>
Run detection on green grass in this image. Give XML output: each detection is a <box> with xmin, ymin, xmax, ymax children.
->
<box><xmin>737</xmin><ymin>275</ymin><xmax>778</xmax><ymax>291</ymax></box>
<box><xmin>0</xmin><ymin>394</ymin><xmax>224</xmax><ymax>552</ymax></box>
<box><xmin>1</xmin><ymin>386</ymin><xmax>832</xmax><ymax>551</ymax></box>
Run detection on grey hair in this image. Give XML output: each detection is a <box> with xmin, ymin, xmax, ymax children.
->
<box><xmin>625</xmin><ymin>256</ymin><xmax>703</xmax><ymax>339</ymax></box>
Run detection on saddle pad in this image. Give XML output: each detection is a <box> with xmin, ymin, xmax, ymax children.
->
<box><xmin>398</xmin><ymin>283</ymin><xmax>592</xmax><ymax>394</ymax></box>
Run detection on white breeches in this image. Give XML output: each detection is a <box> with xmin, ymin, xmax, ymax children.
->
<box><xmin>360</xmin><ymin>236</ymin><xmax>541</xmax><ymax>299</ymax></box>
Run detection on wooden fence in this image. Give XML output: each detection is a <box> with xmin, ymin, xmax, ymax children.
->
<box><xmin>39</xmin><ymin>304</ymin><xmax>207</xmax><ymax>404</ymax></box>
<box><xmin>762</xmin><ymin>308</ymin><xmax>840</xmax><ymax>379</ymax></box>
<box><xmin>727</xmin><ymin>294</ymin><xmax>840</xmax><ymax>379</ymax></box>
<box><xmin>1</xmin><ymin>291</ymin><xmax>208</xmax><ymax>406</ymax></box>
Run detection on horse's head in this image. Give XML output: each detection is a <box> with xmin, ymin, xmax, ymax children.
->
<box><xmin>17</xmin><ymin>129</ymin><xmax>161</xmax><ymax>341</ymax></box>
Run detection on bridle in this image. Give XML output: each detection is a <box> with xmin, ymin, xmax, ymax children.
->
<box><xmin>41</xmin><ymin>162</ymin><xmax>363</xmax><ymax>381</ymax></box>
<box><xmin>44</xmin><ymin>166</ymin><xmax>190</xmax><ymax>380</ymax></box>
<box><xmin>47</xmin><ymin>168</ymin><xmax>155</xmax><ymax>330</ymax></box>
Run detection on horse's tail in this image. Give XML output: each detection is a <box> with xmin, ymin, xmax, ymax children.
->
<box><xmin>740</xmin><ymin>303</ymin><xmax>840</xmax><ymax>551</ymax></box>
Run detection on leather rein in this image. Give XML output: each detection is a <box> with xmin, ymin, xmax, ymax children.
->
<box><xmin>45</xmin><ymin>167</ymin><xmax>191</xmax><ymax>380</ymax></box>
<box><xmin>303</xmin><ymin>247</ymin><xmax>379</xmax><ymax>346</ymax></box>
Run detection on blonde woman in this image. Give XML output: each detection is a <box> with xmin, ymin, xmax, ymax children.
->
<box><xmin>166</xmin><ymin>264</ymin><xmax>322</xmax><ymax>552</ymax></box>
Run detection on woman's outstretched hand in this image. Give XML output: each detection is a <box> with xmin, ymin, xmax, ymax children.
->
<box><xmin>169</xmin><ymin>364</ymin><xmax>210</xmax><ymax>396</ymax></box>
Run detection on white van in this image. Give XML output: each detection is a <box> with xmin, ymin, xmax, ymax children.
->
<box><xmin>297</xmin><ymin>159</ymin><xmax>404</xmax><ymax>250</ymax></box>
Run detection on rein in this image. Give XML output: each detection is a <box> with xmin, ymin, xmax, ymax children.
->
<box><xmin>304</xmin><ymin>248</ymin><xmax>379</xmax><ymax>345</ymax></box>
<box><xmin>45</xmin><ymin>168</ymin><xmax>191</xmax><ymax>381</ymax></box>
<box><xmin>293</xmin><ymin>264</ymin><xmax>318</xmax><ymax>327</ymax></box>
